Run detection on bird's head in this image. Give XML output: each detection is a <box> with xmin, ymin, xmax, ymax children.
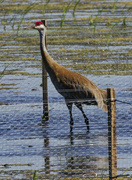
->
<box><xmin>31</xmin><ymin>21</ymin><xmax>45</xmax><ymax>31</ymax></box>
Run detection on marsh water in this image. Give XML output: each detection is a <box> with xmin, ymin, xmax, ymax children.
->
<box><xmin>0</xmin><ymin>0</ymin><xmax>132</xmax><ymax>179</ymax></box>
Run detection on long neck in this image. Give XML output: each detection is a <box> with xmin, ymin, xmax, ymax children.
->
<box><xmin>39</xmin><ymin>29</ymin><xmax>54</xmax><ymax>73</ymax></box>
<box><xmin>39</xmin><ymin>29</ymin><xmax>47</xmax><ymax>54</ymax></box>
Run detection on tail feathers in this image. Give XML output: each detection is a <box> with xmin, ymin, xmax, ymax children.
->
<box><xmin>95</xmin><ymin>88</ymin><xmax>108</xmax><ymax>112</ymax></box>
<box><xmin>102</xmin><ymin>102</ymin><xmax>108</xmax><ymax>112</ymax></box>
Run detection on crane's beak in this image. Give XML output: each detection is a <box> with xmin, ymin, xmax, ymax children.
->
<box><xmin>23</xmin><ymin>25</ymin><xmax>35</xmax><ymax>30</ymax></box>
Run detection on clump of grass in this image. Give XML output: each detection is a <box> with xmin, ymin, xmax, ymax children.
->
<box><xmin>17</xmin><ymin>3</ymin><xmax>37</xmax><ymax>34</ymax></box>
<box><xmin>73</xmin><ymin>0</ymin><xmax>80</xmax><ymax>17</ymax></box>
<box><xmin>122</xmin><ymin>17</ymin><xmax>127</xmax><ymax>26</ymax></box>
<box><xmin>89</xmin><ymin>15</ymin><xmax>94</xmax><ymax>25</ymax></box>
<box><xmin>88</xmin><ymin>8</ymin><xmax>104</xmax><ymax>32</ymax></box>
<box><xmin>43</xmin><ymin>0</ymin><xmax>50</xmax><ymax>14</ymax></box>
<box><xmin>33</xmin><ymin>170</ymin><xmax>37</xmax><ymax>180</ymax></box>
<box><xmin>112</xmin><ymin>0</ymin><xmax>118</xmax><ymax>14</ymax></box>
<box><xmin>60</xmin><ymin>0</ymin><xmax>81</xmax><ymax>27</ymax></box>
<box><xmin>0</xmin><ymin>64</ymin><xmax>9</xmax><ymax>80</ymax></box>
<box><xmin>60</xmin><ymin>2</ymin><xmax>71</xmax><ymax>27</ymax></box>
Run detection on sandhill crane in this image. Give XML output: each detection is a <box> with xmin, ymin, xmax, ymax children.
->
<box><xmin>30</xmin><ymin>21</ymin><xmax>108</xmax><ymax>132</ymax></box>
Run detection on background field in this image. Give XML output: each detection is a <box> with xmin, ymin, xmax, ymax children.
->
<box><xmin>0</xmin><ymin>0</ymin><xmax>132</xmax><ymax>179</ymax></box>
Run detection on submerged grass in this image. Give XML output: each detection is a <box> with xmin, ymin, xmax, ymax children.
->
<box><xmin>0</xmin><ymin>169</ymin><xmax>131</xmax><ymax>180</ymax></box>
<box><xmin>0</xmin><ymin>1</ymin><xmax>132</xmax><ymax>178</ymax></box>
<box><xmin>0</xmin><ymin>64</ymin><xmax>8</xmax><ymax>80</ymax></box>
<box><xmin>0</xmin><ymin>27</ymin><xmax>131</xmax><ymax>75</ymax></box>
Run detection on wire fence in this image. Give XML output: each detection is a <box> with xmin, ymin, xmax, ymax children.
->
<box><xmin>0</xmin><ymin>0</ymin><xmax>132</xmax><ymax>179</ymax></box>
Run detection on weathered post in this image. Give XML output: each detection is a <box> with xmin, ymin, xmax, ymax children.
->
<box><xmin>107</xmin><ymin>88</ymin><xmax>117</xmax><ymax>180</ymax></box>
<box><xmin>41</xmin><ymin>19</ymin><xmax>49</xmax><ymax>120</ymax></box>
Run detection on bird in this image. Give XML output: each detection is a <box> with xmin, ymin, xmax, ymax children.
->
<box><xmin>30</xmin><ymin>21</ymin><xmax>108</xmax><ymax>132</ymax></box>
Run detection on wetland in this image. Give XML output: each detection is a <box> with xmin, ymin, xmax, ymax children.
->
<box><xmin>0</xmin><ymin>0</ymin><xmax>132</xmax><ymax>179</ymax></box>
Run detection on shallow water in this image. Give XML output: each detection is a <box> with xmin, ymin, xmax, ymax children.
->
<box><xmin>0</xmin><ymin>74</ymin><xmax>132</xmax><ymax>178</ymax></box>
<box><xmin>0</xmin><ymin>0</ymin><xmax>132</xmax><ymax>179</ymax></box>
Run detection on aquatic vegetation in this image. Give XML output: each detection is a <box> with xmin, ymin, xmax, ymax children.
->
<box><xmin>0</xmin><ymin>1</ymin><xmax>132</xmax><ymax>179</ymax></box>
<box><xmin>0</xmin><ymin>64</ymin><xmax>9</xmax><ymax>80</ymax></box>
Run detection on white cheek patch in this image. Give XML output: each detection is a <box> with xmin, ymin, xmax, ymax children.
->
<box><xmin>39</xmin><ymin>24</ymin><xmax>44</xmax><ymax>28</ymax></box>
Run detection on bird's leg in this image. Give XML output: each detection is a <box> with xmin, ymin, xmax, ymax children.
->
<box><xmin>66</xmin><ymin>102</ymin><xmax>73</xmax><ymax>132</ymax></box>
<box><xmin>75</xmin><ymin>103</ymin><xmax>89</xmax><ymax>132</ymax></box>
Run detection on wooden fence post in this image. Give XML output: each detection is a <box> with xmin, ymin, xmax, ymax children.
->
<box><xmin>107</xmin><ymin>88</ymin><xmax>117</xmax><ymax>180</ymax></box>
<box><xmin>41</xmin><ymin>19</ymin><xmax>49</xmax><ymax>120</ymax></box>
